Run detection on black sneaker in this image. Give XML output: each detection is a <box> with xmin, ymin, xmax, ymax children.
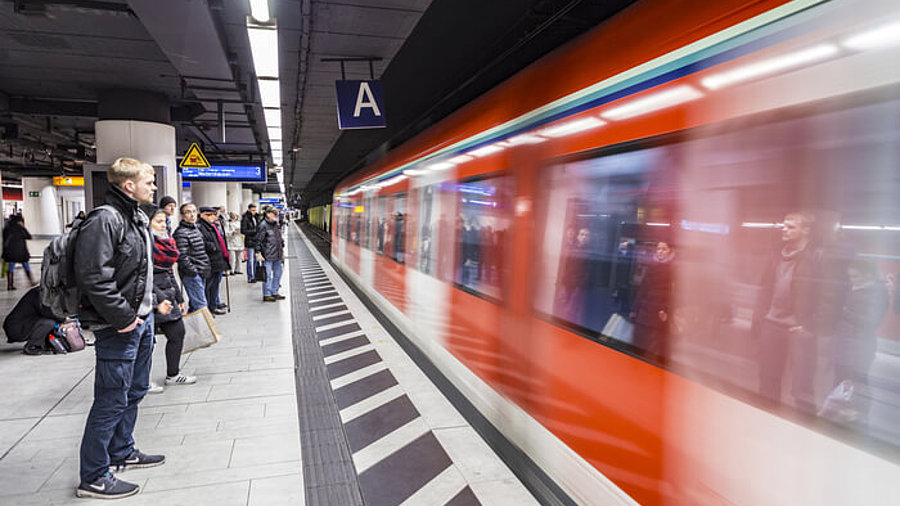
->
<box><xmin>110</xmin><ymin>448</ymin><xmax>166</xmax><ymax>472</ymax></box>
<box><xmin>76</xmin><ymin>471</ymin><xmax>139</xmax><ymax>499</ymax></box>
<box><xmin>263</xmin><ymin>295</ymin><xmax>276</xmax><ymax>302</ymax></box>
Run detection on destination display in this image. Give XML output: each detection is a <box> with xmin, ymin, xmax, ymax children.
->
<box><xmin>181</xmin><ymin>162</ymin><xmax>266</xmax><ymax>182</ymax></box>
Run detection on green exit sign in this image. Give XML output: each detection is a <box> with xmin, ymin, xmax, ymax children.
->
<box><xmin>28</xmin><ymin>191</ymin><xmax>40</xmax><ymax>197</ymax></box>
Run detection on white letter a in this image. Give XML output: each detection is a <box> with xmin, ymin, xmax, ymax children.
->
<box><xmin>353</xmin><ymin>82</ymin><xmax>382</xmax><ymax>117</ymax></box>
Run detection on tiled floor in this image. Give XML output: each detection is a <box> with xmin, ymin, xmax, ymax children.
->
<box><xmin>0</xmin><ymin>252</ymin><xmax>302</xmax><ymax>505</ymax></box>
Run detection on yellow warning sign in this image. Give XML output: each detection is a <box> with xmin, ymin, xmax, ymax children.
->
<box><xmin>180</xmin><ymin>143</ymin><xmax>210</xmax><ymax>169</ymax></box>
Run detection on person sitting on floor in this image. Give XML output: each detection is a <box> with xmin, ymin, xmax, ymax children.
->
<box><xmin>2</xmin><ymin>283</ymin><xmax>64</xmax><ymax>355</ymax></box>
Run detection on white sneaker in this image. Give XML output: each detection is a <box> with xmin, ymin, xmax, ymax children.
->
<box><xmin>165</xmin><ymin>373</ymin><xmax>197</xmax><ymax>386</ymax></box>
<box><xmin>148</xmin><ymin>382</ymin><xmax>164</xmax><ymax>394</ymax></box>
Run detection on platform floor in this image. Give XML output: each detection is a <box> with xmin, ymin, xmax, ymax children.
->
<box><xmin>0</xmin><ymin>224</ymin><xmax>537</xmax><ymax>505</ymax></box>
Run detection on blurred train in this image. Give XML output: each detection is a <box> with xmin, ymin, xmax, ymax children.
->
<box><xmin>317</xmin><ymin>0</ymin><xmax>900</xmax><ymax>503</ymax></box>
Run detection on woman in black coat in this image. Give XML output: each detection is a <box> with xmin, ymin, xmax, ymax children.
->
<box><xmin>149</xmin><ymin>209</ymin><xmax>196</xmax><ymax>389</ymax></box>
<box><xmin>3</xmin><ymin>215</ymin><xmax>36</xmax><ymax>290</ymax></box>
<box><xmin>631</xmin><ymin>241</ymin><xmax>676</xmax><ymax>360</ymax></box>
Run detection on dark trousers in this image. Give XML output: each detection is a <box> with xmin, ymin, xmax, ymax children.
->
<box><xmin>205</xmin><ymin>271</ymin><xmax>222</xmax><ymax>311</ymax></box>
<box><xmin>758</xmin><ymin>319</ymin><xmax>817</xmax><ymax>412</ymax></box>
<box><xmin>79</xmin><ymin>314</ymin><xmax>154</xmax><ymax>482</ymax></box>
<box><xmin>158</xmin><ymin>319</ymin><xmax>186</xmax><ymax>377</ymax></box>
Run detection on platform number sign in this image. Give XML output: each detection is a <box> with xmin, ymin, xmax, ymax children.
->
<box><xmin>179</xmin><ymin>142</ymin><xmax>210</xmax><ymax>169</ymax></box>
<box><xmin>335</xmin><ymin>80</ymin><xmax>387</xmax><ymax>129</ymax></box>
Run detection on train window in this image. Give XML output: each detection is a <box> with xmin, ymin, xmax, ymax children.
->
<box><xmin>417</xmin><ymin>185</ymin><xmax>437</xmax><ymax>275</ymax></box>
<box><xmin>393</xmin><ymin>193</ymin><xmax>407</xmax><ymax>264</ymax></box>
<box><xmin>535</xmin><ymin>92</ymin><xmax>900</xmax><ymax>451</ymax></box>
<box><xmin>373</xmin><ymin>193</ymin><xmax>407</xmax><ymax>264</ymax></box>
<box><xmin>455</xmin><ymin>175</ymin><xmax>513</xmax><ymax>301</ymax></box>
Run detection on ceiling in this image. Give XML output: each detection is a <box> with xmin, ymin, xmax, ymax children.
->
<box><xmin>0</xmin><ymin>0</ymin><xmax>636</xmax><ymax>202</ymax></box>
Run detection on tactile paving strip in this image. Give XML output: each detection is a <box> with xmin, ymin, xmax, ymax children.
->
<box><xmin>288</xmin><ymin>227</ymin><xmax>481</xmax><ymax>506</ymax></box>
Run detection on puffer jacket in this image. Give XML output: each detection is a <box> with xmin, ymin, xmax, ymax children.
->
<box><xmin>73</xmin><ymin>185</ymin><xmax>151</xmax><ymax>329</ymax></box>
<box><xmin>173</xmin><ymin>220</ymin><xmax>210</xmax><ymax>278</ymax></box>
<box><xmin>197</xmin><ymin>219</ymin><xmax>229</xmax><ymax>273</ymax></box>
<box><xmin>241</xmin><ymin>211</ymin><xmax>260</xmax><ymax>247</ymax></box>
<box><xmin>152</xmin><ymin>265</ymin><xmax>184</xmax><ymax>323</ymax></box>
<box><xmin>255</xmin><ymin>218</ymin><xmax>284</xmax><ymax>261</ymax></box>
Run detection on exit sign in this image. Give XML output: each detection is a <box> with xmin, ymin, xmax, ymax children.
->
<box><xmin>28</xmin><ymin>191</ymin><xmax>40</xmax><ymax>197</ymax></box>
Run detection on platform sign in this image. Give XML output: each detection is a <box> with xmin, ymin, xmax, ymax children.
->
<box><xmin>181</xmin><ymin>161</ymin><xmax>266</xmax><ymax>183</ymax></box>
<box><xmin>335</xmin><ymin>80</ymin><xmax>386</xmax><ymax>130</ymax></box>
<box><xmin>179</xmin><ymin>143</ymin><xmax>210</xmax><ymax>169</ymax></box>
<box><xmin>53</xmin><ymin>176</ymin><xmax>84</xmax><ymax>186</ymax></box>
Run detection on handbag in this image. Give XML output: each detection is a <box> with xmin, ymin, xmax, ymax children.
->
<box><xmin>254</xmin><ymin>261</ymin><xmax>267</xmax><ymax>282</ymax></box>
<box><xmin>181</xmin><ymin>307</ymin><xmax>223</xmax><ymax>353</ymax></box>
<box><xmin>50</xmin><ymin>317</ymin><xmax>86</xmax><ymax>353</ymax></box>
<box><xmin>601</xmin><ymin>313</ymin><xmax>635</xmax><ymax>344</ymax></box>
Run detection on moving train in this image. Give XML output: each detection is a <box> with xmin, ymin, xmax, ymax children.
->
<box><xmin>321</xmin><ymin>0</ymin><xmax>900</xmax><ymax>503</ymax></box>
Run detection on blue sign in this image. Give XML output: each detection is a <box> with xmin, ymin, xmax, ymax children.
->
<box><xmin>259</xmin><ymin>198</ymin><xmax>281</xmax><ymax>205</ymax></box>
<box><xmin>335</xmin><ymin>80</ymin><xmax>386</xmax><ymax>130</ymax></box>
<box><xmin>181</xmin><ymin>161</ymin><xmax>266</xmax><ymax>182</ymax></box>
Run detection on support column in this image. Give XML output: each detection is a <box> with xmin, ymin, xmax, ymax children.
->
<box><xmin>191</xmin><ymin>182</ymin><xmax>227</xmax><ymax>209</ymax></box>
<box><xmin>22</xmin><ymin>177</ymin><xmax>62</xmax><ymax>235</ymax></box>
<box><xmin>241</xmin><ymin>189</ymin><xmax>253</xmax><ymax>213</ymax></box>
<box><xmin>226</xmin><ymin>183</ymin><xmax>242</xmax><ymax>214</ymax></box>
<box><xmin>94</xmin><ymin>90</ymin><xmax>177</xmax><ymax>207</ymax></box>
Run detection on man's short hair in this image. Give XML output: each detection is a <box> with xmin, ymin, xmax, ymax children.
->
<box><xmin>784</xmin><ymin>211</ymin><xmax>815</xmax><ymax>230</ymax></box>
<box><xmin>108</xmin><ymin>157</ymin><xmax>155</xmax><ymax>186</ymax></box>
<box><xmin>180</xmin><ymin>203</ymin><xmax>196</xmax><ymax>215</ymax></box>
<box><xmin>248</xmin><ymin>203</ymin><xmax>256</xmax><ymax>209</ymax></box>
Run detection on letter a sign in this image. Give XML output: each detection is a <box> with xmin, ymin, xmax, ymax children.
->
<box><xmin>335</xmin><ymin>80</ymin><xmax>387</xmax><ymax>130</ymax></box>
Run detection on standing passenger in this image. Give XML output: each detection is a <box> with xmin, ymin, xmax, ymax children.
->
<box><xmin>197</xmin><ymin>207</ymin><xmax>229</xmax><ymax>315</ymax></box>
<box><xmin>256</xmin><ymin>207</ymin><xmax>285</xmax><ymax>302</ymax></box>
<box><xmin>3</xmin><ymin>215</ymin><xmax>37</xmax><ymax>290</ymax></box>
<box><xmin>225</xmin><ymin>212</ymin><xmax>244</xmax><ymax>275</ymax></box>
<box><xmin>630</xmin><ymin>241</ymin><xmax>675</xmax><ymax>359</ymax></box>
<box><xmin>173</xmin><ymin>204</ymin><xmax>210</xmax><ymax>313</ymax></box>
<box><xmin>75</xmin><ymin>157</ymin><xmax>165</xmax><ymax>499</ymax></box>
<box><xmin>241</xmin><ymin>204</ymin><xmax>260</xmax><ymax>283</ymax></box>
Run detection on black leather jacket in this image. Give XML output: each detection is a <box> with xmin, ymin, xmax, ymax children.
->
<box><xmin>173</xmin><ymin>220</ymin><xmax>210</xmax><ymax>279</ymax></box>
<box><xmin>73</xmin><ymin>186</ymin><xmax>151</xmax><ymax>329</ymax></box>
<box><xmin>240</xmin><ymin>211</ymin><xmax>259</xmax><ymax>247</ymax></box>
<box><xmin>255</xmin><ymin>218</ymin><xmax>284</xmax><ymax>260</ymax></box>
<box><xmin>197</xmin><ymin>219</ymin><xmax>228</xmax><ymax>273</ymax></box>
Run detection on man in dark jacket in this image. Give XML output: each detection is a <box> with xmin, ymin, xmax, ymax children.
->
<box><xmin>256</xmin><ymin>207</ymin><xmax>284</xmax><ymax>302</ymax></box>
<box><xmin>198</xmin><ymin>206</ymin><xmax>229</xmax><ymax>314</ymax></box>
<box><xmin>173</xmin><ymin>204</ymin><xmax>210</xmax><ymax>313</ymax></box>
<box><xmin>240</xmin><ymin>203</ymin><xmax>260</xmax><ymax>282</ymax></box>
<box><xmin>752</xmin><ymin>212</ymin><xmax>843</xmax><ymax>413</ymax></box>
<box><xmin>73</xmin><ymin>157</ymin><xmax>166</xmax><ymax>499</ymax></box>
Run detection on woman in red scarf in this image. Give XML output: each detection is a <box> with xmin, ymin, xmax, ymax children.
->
<box><xmin>149</xmin><ymin>209</ymin><xmax>196</xmax><ymax>391</ymax></box>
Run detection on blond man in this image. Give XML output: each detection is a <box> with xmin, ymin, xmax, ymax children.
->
<box><xmin>74</xmin><ymin>157</ymin><xmax>167</xmax><ymax>499</ymax></box>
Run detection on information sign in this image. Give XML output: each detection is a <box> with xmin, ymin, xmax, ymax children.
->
<box><xmin>335</xmin><ymin>80</ymin><xmax>387</xmax><ymax>129</ymax></box>
<box><xmin>181</xmin><ymin>162</ymin><xmax>266</xmax><ymax>182</ymax></box>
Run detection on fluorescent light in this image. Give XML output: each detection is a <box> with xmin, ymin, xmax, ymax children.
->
<box><xmin>601</xmin><ymin>85</ymin><xmax>703</xmax><ymax>120</ymax></box>
<box><xmin>249</xmin><ymin>0</ymin><xmax>269</xmax><ymax>23</ymax></box>
<box><xmin>264</xmin><ymin>108</ymin><xmax>282</xmax><ymax>130</ymax></box>
<box><xmin>700</xmin><ymin>44</ymin><xmax>838</xmax><ymax>90</ymax></box>
<box><xmin>380</xmin><ymin>175</ymin><xmax>407</xmax><ymax>186</ymax></box>
<box><xmin>403</xmin><ymin>169</ymin><xmax>427</xmax><ymax>176</ymax></box>
<box><xmin>246</xmin><ymin>24</ymin><xmax>279</xmax><ymax>78</ymax></box>
<box><xmin>500</xmin><ymin>133</ymin><xmax>547</xmax><ymax>146</ymax></box>
<box><xmin>646</xmin><ymin>222</ymin><xmax>670</xmax><ymax>227</ymax></box>
<box><xmin>448</xmin><ymin>154</ymin><xmax>474</xmax><ymax>164</ymax></box>
<box><xmin>840</xmin><ymin>225</ymin><xmax>900</xmax><ymax>231</ymax></box>
<box><xmin>842</xmin><ymin>21</ymin><xmax>900</xmax><ymax>50</ymax></box>
<box><xmin>426</xmin><ymin>162</ymin><xmax>455</xmax><ymax>171</ymax></box>
<box><xmin>258</xmin><ymin>79</ymin><xmax>281</xmax><ymax>108</ymax></box>
<box><xmin>538</xmin><ymin>117</ymin><xmax>605</xmax><ymax>137</ymax></box>
<box><xmin>470</xmin><ymin>144</ymin><xmax>504</xmax><ymax>158</ymax></box>
<box><xmin>742</xmin><ymin>222</ymin><xmax>782</xmax><ymax>228</ymax></box>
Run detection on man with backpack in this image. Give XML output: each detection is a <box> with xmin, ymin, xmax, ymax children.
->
<box><xmin>73</xmin><ymin>157</ymin><xmax>167</xmax><ymax>499</ymax></box>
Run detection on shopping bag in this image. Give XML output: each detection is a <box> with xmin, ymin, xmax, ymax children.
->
<box><xmin>601</xmin><ymin>313</ymin><xmax>634</xmax><ymax>344</ymax></box>
<box><xmin>254</xmin><ymin>261</ymin><xmax>267</xmax><ymax>282</ymax></box>
<box><xmin>181</xmin><ymin>307</ymin><xmax>222</xmax><ymax>353</ymax></box>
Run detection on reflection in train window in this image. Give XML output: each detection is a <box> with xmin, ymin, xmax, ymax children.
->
<box><xmin>373</xmin><ymin>193</ymin><xmax>407</xmax><ymax>264</ymax></box>
<box><xmin>417</xmin><ymin>185</ymin><xmax>437</xmax><ymax>275</ymax></box>
<box><xmin>455</xmin><ymin>176</ymin><xmax>512</xmax><ymax>300</ymax></box>
<box><xmin>535</xmin><ymin>94</ymin><xmax>900</xmax><ymax>447</ymax></box>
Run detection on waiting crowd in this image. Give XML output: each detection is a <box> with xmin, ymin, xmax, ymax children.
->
<box><xmin>2</xmin><ymin>157</ymin><xmax>286</xmax><ymax>499</ymax></box>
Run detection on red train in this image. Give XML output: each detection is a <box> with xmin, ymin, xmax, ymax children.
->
<box><xmin>327</xmin><ymin>0</ymin><xmax>900</xmax><ymax>503</ymax></box>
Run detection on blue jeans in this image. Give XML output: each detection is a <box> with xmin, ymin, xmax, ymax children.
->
<box><xmin>79</xmin><ymin>314</ymin><xmax>154</xmax><ymax>483</ymax></box>
<box><xmin>7</xmin><ymin>261</ymin><xmax>30</xmax><ymax>273</ymax></box>
<box><xmin>263</xmin><ymin>260</ymin><xmax>283</xmax><ymax>297</ymax></box>
<box><xmin>182</xmin><ymin>274</ymin><xmax>207</xmax><ymax>313</ymax></box>
<box><xmin>246</xmin><ymin>247</ymin><xmax>256</xmax><ymax>281</ymax></box>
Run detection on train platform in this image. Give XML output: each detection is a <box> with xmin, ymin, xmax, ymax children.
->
<box><xmin>0</xmin><ymin>223</ymin><xmax>537</xmax><ymax>505</ymax></box>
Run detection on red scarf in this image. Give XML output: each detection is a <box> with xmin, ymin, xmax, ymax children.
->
<box><xmin>212</xmin><ymin>222</ymin><xmax>230</xmax><ymax>263</ymax></box>
<box><xmin>152</xmin><ymin>234</ymin><xmax>179</xmax><ymax>269</ymax></box>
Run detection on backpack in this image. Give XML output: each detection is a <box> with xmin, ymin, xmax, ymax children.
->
<box><xmin>40</xmin><ymin>205</ymin><xmax>124</xmax><ymax>320</ymax></box>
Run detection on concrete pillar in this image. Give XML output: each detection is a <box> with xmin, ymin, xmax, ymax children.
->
<box><xmin>253</xmin><ymin>193</ymin><xmax>261</xmax><ymax>207</ymax></box>
<box><xmin>191</xmin><ymin>182</ymin><xmax>227</xmax><ymax>209</ymax></box>
<box><xmin>94</xmin><ymin>90</ymin><xmax>176</xmax><ymax>207</ymax></box>
<box><xmin>241</xmin><ymin>189</ymin><xmax>253</xmax><ymax>213</ymax></box>
<box><xmin>22</xmin><ymin>177</ymin><xmax>62</xmax><ymax>235</ymax></box>
<box><xmin>226</xmin><ymin>183</ymin><xmax>242</xmax><ymax>215</ymax></box>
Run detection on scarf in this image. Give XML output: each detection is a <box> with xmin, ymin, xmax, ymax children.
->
<box><xmin>152</xmin><ymin>233</ymin><xmax>179</xmax><ymax>270</ymax></box>
<box><xmin>212</xmin><ymin>222</ymin><xmax>230</xmax><ymax>263</ymax></box>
